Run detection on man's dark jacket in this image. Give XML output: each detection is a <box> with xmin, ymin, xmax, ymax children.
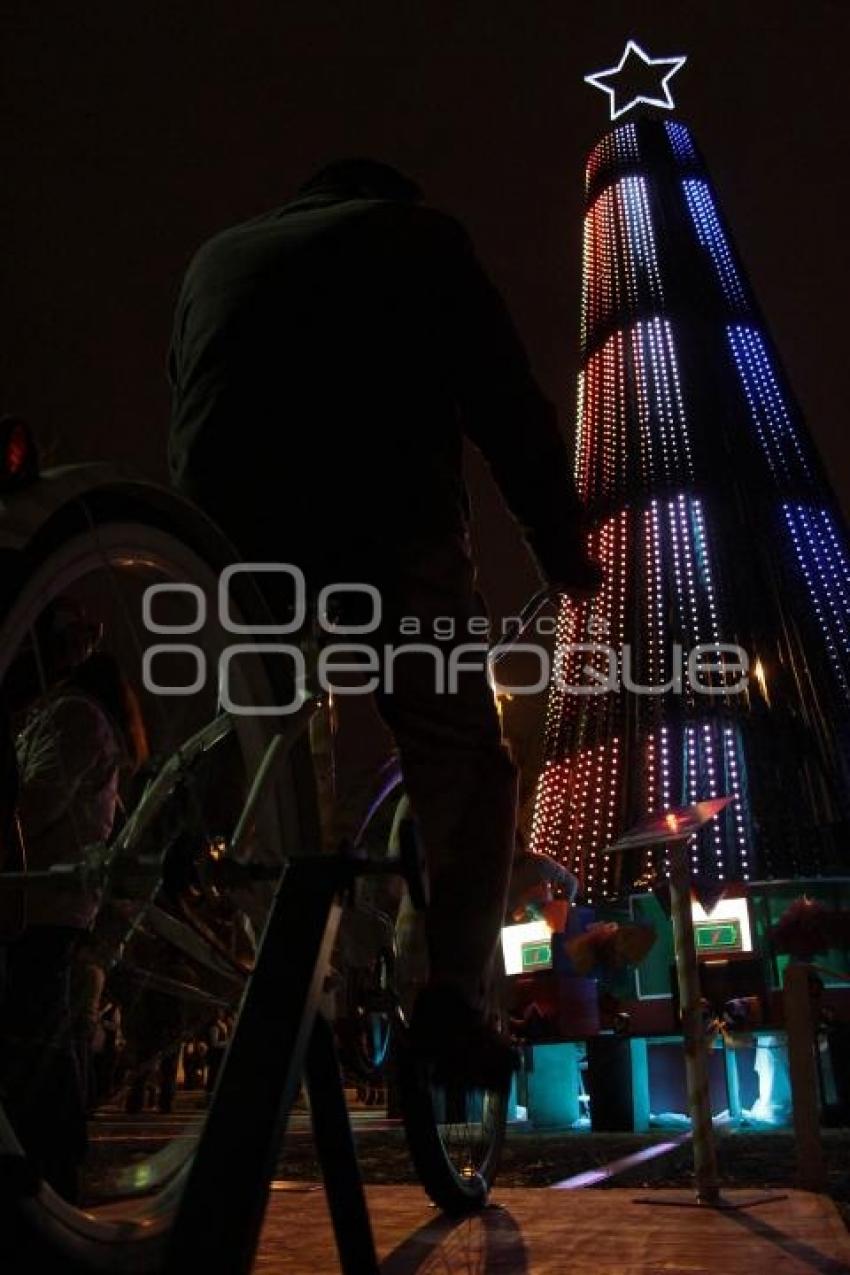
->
<box><xmin>168</xmin><ymin>190</ymin><xmax>584</xmax><ymax>584</ymax></box>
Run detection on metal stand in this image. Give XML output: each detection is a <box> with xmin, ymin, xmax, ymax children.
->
<box><xmin>604</xmin><ymin>801</ymin><xmax>785</xmax><ymax>1213</ymax></box>
<box><xmin>667</xmin><ymin>837</ymin><xmax>720</xmax><ymax>1204</ymax></box>
<box><xmin>636</xmin><ymin>838</ymin><xmax>785</xmax><ymax>1212</ymax></box>
<box><xmin>162</xmin><ymin>853</ymin><xmax>379</xmax><ymax>1275</ymax></box>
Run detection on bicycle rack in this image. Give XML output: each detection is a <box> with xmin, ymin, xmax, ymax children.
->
<box><xmin>163</xmin><ymin>837</ymin><xmax>427</xmax><ymax>1275</ymax></box>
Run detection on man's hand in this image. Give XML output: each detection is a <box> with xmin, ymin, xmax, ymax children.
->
<box><xmin>547</xmin><ymin>555</ymin><xmax>604</xmax><ymax>601</ymax></box>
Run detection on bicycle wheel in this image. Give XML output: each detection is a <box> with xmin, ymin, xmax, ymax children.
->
<box><xmin>396</xmin><ymin>1037</ymin><xmax>509</xmax><ymax>1216</ymax></box>
<box><xmin>334</xmin><ymin>766</ymin><xmax>404</xmax><ymax>1084</ymax></box>
<box><xmin>336</xmin><ymin>944</ymin><xmax>396</xmax><ymax>1084</ymax></box>
<box><xmin>0</xmin><ymin>472</ymin><xmax>321</xmax><ymax>1271</ymax></box>
<box><xmin>364</xmin><ymin>793</ymin><xmax>509</xmax><ymax>1212</ymax></box>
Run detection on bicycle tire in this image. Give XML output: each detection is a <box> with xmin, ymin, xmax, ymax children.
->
<box><xmin>395</xmin><ymin>1033</ymin><xmax>509</xmax><ymax>1216</ymax></box>
<box><xmin>383</xmin><ymin>802</ymin><xmax>510</xmax><ymax>1215</ymax></box>
<box><xmin>0</xmin><ymin>474</ymin><xmax>321</xmax><ymax>1272</ymax></box>
<box><xmin>336</xmin><ymin>944</ymin><xmax>396</xmax><ymax>1084</ymax></box>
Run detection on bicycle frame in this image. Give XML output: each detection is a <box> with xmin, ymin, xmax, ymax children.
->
<box><xmin>2</xmin><ymin>581</ymin><xmax>564</xmax><ymax>1274</ymax></box>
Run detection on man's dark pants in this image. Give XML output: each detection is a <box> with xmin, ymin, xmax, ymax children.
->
<box><xmin>337</xmin><ymin>533</ymin><xmax>518</xmax><ymax>1012</ymax></box>
<box><xmin>216</xmin><ymin>508</ymin><xmax>519</xmax><ymax>1014</ymax></box>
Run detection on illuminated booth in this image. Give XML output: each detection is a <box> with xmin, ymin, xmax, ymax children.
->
<box><xmin>503</xmin><ymin>877</ymin><xmax>850</xmax><ymax>1130</ymax></box>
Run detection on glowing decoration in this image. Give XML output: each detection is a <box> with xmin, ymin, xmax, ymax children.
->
<box><xmin>727</xmin><ymin>325</ymin><xmax>813</xmax><ymax>485</ymax></box>
<box><xmin>575</xmin><ymin>333</ymin><xmax>630</xmax><ymax>501</ymax></box>
<box><xmin>582</xmin><ymin>177</ymin><xmax>663</xmax><ymax>344</ymax></box>
<box><xmin>682</xmin><ymin>179</ymin><xmax>747</xmax><ymax>309</ymax></box>
<box><xmin>691</xmin><ymin>895</ymin><xmax>753</xmax><ymax>953</ymax></box>
<box><xmin>532</xmin><ymin>513</ymin><xmax>631</xmax><ymax>901</ymax></box>
<box><xmin>631</xmin><ymin>321</ymin><xmax>693</xmax><ymax>485</ymax></box>
<box><xmin>782</xmin><ymin>504</ymin><xmax>850</xmax><ymax>702</ymax></box>
<box><xmin>501</xmin><ymin>920</ymin><xmax>553</xmax><ymax>976</ymax></box>
<box><xmin>725</xmin><ymin>330</ymin><xmax>850</xmax><ymax>741</ymax></box>
<box><xmin>584</xmin><ymin>41</ymin><xmax>687</xmax><ymax>122</ymax></box>
<box><xmin>531</xmin><ymin>112</ymin><xmax>850</xmax><ymax>895</ymax></box>
<box><xmin>529</xmin><ymin>759</ymin><xmax>573</xmax><ymax>870</ymax></box>
<box><xmin>585</xmin><ymin>122</ymin><xmax>639</xmax><ymax>193</ymax></box>
<box><xmin>665</xmin><ymin>120</ymin><xmax>698</xmax><ymax>164</ymax></box>
<box><xmin>638</xmin><ymin>721</ymin><xmax>753</xmax><ymax>883</ymax></box>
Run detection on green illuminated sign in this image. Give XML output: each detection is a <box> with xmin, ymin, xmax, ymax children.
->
<box><xmin>521</xmin><ymin>940</ymin><xmax>552</xmax><ymax>971</ymax></box>
<box><xmin>694</xmin><ymin>919</ymin><xmax>742</xmax><ymax>952</ymax></box>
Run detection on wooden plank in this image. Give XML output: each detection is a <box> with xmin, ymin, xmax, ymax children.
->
<box><xmin>255</xmin><ymin>1186</ymin><xmax>850</xmax><ymax>1273</ymax></box>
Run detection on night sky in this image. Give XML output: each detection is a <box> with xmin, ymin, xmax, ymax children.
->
<box><xmin>2</xmin><ymin>0</ymin><xmax>848</xmax><ymax>623</ymax></box>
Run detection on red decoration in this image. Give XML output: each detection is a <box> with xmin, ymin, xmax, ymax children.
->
<box><xmin>771</xmin><ymin>896</ymin><xmax>850</xmax><ymax>960</ymax></box>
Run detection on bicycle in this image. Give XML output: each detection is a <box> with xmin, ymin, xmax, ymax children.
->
<box><xmin>0</xmin><ymin>433</ymin><xmax>559</xmax><ymax>1273</ymax></box>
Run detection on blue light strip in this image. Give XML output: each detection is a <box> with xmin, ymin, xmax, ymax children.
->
<box><xmin>727</xmin><ymin>324</ymin><xmax>813</xmax><ymax>486</ymax></box>
<box><xmin>783</xmin><ymin>503</ymin><xmax>850</xmax><ymax>701</ymax></box>
<box><xmin>615</xmin><ymin>121</ymin><xmax>640</xmax><ymax>163</ymax></box>
<box><xmin>682</xmin><ymin>179</ymin><xmax>747</xmax><ymax>309</ymax></box>
<box><xmin>665</xmin><ymin>120</ymin><xmax>697</xmax><ymax>164</ymax></box>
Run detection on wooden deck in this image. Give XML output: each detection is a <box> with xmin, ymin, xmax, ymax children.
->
<box><xmin>255</xmin><ymin>1184</ymin><xmax>850</xmax><ymax>1274</ymax></box>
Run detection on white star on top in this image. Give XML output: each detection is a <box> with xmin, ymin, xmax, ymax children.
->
<box><xmin>584</xmin><ymin>40</ymin><xmax>687</xmax><ymax>121</ymax></box>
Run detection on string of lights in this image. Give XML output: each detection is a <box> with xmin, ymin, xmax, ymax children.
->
<box><xmin>585</xmin><ymin>121</ymin><xmax>639</xmax><ymax>193</ymax></box>
<box><xmin>530</xmin><ymin>114</ymin><xmax>846</xmax><ymax>891</ymax></box>
<box><xmin>665</xmin><ymin>120</ymin><xmax>698</xmax><ymax>164</ymax></box>
<box><xmin>581</xmin><ymin>177</ymin><xmax>664</xmax><ymax>346</ymax></box>
<box><xmin>727</xmin><ymin>324</ymin><xmax>814</xmax><ymax>487</ymax></box>
<box><xmin>782</xmin><ymin>504</ymin><xmax>850</xmax><ymax>702</ymax></box>
<box><xmin>682</xmin><ymin>179</ymin><xmax>747</xmax><ymax>310</ymax></box>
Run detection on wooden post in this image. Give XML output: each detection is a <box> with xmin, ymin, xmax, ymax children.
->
<box><xmin>667</xmin><ymin>839</ymin><xmax>719</xmax><ymax>1205</ymax></box>
<box><xmin>784</xmin><ymin>962</ymin><xmax>827</xmax><ymax>1192</ymax></box>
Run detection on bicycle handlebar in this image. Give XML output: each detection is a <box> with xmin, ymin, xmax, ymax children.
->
<box><xmin>488</xmin><ymin>586</ymin><xmax>564</xmax><ymax>666</ymax></box>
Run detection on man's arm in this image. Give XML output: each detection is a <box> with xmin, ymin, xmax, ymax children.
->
<box><xmin>435</xmin><ymin>214</ymin><xmax>596</xmax><ymax>587</ymax></box>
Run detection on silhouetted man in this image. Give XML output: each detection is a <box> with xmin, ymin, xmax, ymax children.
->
<box><xmin>168</xmin><ymin>158</ymin><xmax>599</xmax><ymax>1084</ymax></box>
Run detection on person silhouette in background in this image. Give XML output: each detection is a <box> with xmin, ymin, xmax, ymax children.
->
<box><xmin>204</xmin><ymin>1009</ymin><xmax>230</xmax><ymax>1096</ymax></box>
<box><xmin>168</xmin><ymin>158</ymin><xmax>600</xmax><ymax>1085</ymax></box>
<box><xmin>0</xmin><ymin>601</ymin><xmax>148</xmax><ymax>1199</ymax></box>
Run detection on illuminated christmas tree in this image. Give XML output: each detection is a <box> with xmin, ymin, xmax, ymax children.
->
<box><xmin>530</xmin><ymin>50</ymin><xmax>850</xmax><ymax>898</ymax></box>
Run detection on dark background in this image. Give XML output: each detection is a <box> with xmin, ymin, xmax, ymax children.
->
<box><xmin>1</xmin><ymin>1</ymin><xmax>848</xmax><ymax>801</ymax></box>
<box><xmin>1</xmin><ymin>1</ymin><xmax>848</xmax><ymax>613</ymax></box>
